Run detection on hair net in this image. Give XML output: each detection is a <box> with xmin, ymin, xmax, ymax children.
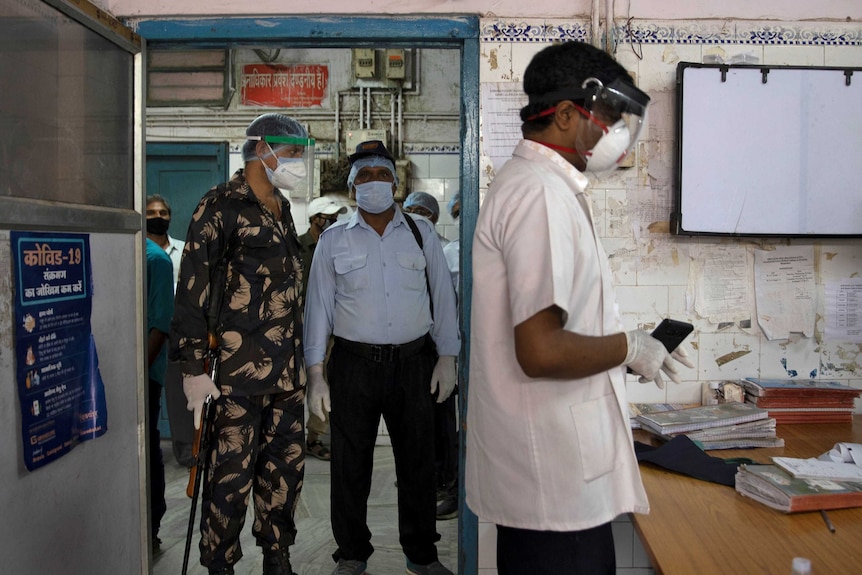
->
<box><xmin>241</xmin><ymin>113</ymin><xmax>308</xmax><ymax>162</ymax></box>
<box><xmin>347</xmin><ymin>156</ymin><xmax>398</xmax><ymax>189</ymax></box>
<box><xmin>403</xmin><ymin>192</ymin><xmax>439</xmax><ymax>218</ymax></box>
<box><xmin>447</xmin><ymin>193</ymin><xmax>460</xmax><ymax>219</ymax></box>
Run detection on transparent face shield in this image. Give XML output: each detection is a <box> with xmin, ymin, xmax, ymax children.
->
<box><xmin>534</xmin><ymin>77</ymin><xmax>650</xmax><ymax>174</ymax></box>
<box><xmin>573</xmin><ymin>77</ymin><xmax>649</xmax><ymax>174</ymax></box>
<box><xmin>249</xmin><ymin>135</ymin><xmax>316</xmax><ymax>196</ymax></box>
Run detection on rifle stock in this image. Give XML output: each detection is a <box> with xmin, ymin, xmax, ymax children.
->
<box><xmin>181</xmin><ymin>348</ymin><xmax>218</xmax><ymax>574</ymax></box>
<box><xmin>185</xmin><ymin>341</ymin><xmax>219</xmax><ymax>498</ymax></box>
<box><xmin>185</xmin><ymin>399</ymin><xmax>209</xmax><ymax>498</ymax></box>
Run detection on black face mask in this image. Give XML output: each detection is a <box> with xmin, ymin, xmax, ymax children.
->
<box><xmin>146</xmin><ymin>217</ymin><xmax>170</xmax><ymax>236</ymax></box>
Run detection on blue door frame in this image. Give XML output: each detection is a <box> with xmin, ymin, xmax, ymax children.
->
<box><xmin>132</xmin><ymin>15</ymin><xmax>480</xmax><ymax>575</ymax></box>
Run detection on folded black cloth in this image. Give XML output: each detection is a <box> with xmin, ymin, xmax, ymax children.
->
<box><xmin>635</xmin><ymin>435</ymin><xmax>739</xmax><ymax>487</ymax></box>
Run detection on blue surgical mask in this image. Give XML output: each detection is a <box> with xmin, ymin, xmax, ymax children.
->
<box><xmin>354</xmin><ymin>181</ymin><xmax>394</xmax><ymax>214</ymax></box>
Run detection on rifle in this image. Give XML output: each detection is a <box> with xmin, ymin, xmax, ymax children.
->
<box><xmin>181</xmin><ymin>334</ymin><xmax>219</xmax><ymax>575</ymax></box>
<box><xmin>182</xmin><ymin>255</ymin><xmax>227</xmax><ymax>575</ymax></box>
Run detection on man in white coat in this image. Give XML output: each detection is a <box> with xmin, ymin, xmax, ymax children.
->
<box><xmin>466</xmin><ymin>41</ymin><xmax>693</xmax><ymax>574</ymax></box>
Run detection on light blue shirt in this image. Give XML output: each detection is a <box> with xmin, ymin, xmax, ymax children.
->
<box><xmin>304</xmin><ymin>209</ymin><xmax>460</xmax><ymax>366</ymax></box>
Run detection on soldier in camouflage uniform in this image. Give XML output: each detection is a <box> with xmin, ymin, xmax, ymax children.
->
<box><xmin>169</xmin><ymin>113</ymin><xmax>309</xmax><ymax>575</ymax></box>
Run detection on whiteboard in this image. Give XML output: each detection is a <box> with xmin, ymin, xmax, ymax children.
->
<box><xmin>675</xmin><ymin>64</ymin><xmax>862</xmax><ymax>237</ymax></box>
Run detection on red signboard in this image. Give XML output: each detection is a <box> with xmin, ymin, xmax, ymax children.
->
<box><xmin>240</xmin><ymin>64</ymin><xmax>328</xmax><ymax>107</ymax></box>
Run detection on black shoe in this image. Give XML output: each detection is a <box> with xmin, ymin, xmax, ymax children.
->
<box><xmin>263</xmin><ymin>547</ymin><xmax>296</xmax><ymax>575</ymax></box>
<box><xmin>436</xmin><ymin>494</ymin><xmax>458</xmax><ymax>520</ymax></box>
<box><xmin>208</xmin><ymin>568</ymin><xmax>235</xmax><ymax>575</ymax></box>
<box><xmin>152</xmin><ymin>536</ymin><xmax>162</xmax><ymax>556</ymax></box>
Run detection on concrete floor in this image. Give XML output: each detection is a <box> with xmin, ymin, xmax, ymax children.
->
<box><xmin>152</xmin><ymin>439</ymin><xmax>458</xmax><ymax>575</ymax></box>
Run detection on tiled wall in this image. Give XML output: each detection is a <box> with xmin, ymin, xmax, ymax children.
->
<box><xmin>475</xmin><ymin>17</ymin><xmax>862</xmax><ymax>574</ymax></box>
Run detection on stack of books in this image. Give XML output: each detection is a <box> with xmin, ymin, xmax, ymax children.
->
<box><xmin>740</xmin><ymin>377</ymin><xmax>861</xmax><ymax>424</ymax></box>
<box><xmin>736</xmin><ymin>461</ymin><xmax>862</xmax><ymax>513</ymax></box>
<box><xmin>635</xmin><ymin>402</ymin><xmax>784</xmax><ymax>450</ymax></box>
<box><xmin>628</xmin><ymin>402</ymin><xmax>699</xmax><ymax>430</ymax></box>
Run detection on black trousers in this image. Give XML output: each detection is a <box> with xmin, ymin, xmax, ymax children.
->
<box><xmin>148</xmin><ymin>379</ymin><xmax>167</xmax><ymax>539</ymax></box>
<box><xmin>496</xmin><ymin>522</ymin><xmax>616</xmax><ymax>575</ymax></box>
<box><xmin>328</xmin><ymin>337</ymin><xmax>440</xmax><ymax>565</ymax></box>
<box><xmin>433</xmin><ymin>393</ymin><xmax>458</xmax><ymax>490</ymax></box>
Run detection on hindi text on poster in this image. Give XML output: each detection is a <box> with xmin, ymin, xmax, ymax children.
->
<box><xmin>241</xmin><ymin>64</ymin><xmax>328</xmax><ymax>108</ymax></box>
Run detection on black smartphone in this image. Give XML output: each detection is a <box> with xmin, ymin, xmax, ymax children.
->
<box><xmin>649</xmin><ymin>318</ymin><xmax>694</xmax><ymax>353</ymax></box>
<box><xmin>627</xmin><ymin>319</ymin><xmax>694</xmax><ymax>374</ymax></box>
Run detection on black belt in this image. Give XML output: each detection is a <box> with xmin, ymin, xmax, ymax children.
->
<box><xmin>334</xmin><ymin>335</ymin><xmax>428</xmax><ymax>363</ymax></box>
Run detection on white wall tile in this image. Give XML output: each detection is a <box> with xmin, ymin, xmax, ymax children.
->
<box><xmin>604</xmin><ymin>238</ymin><xmax>639</xmax><ymax>287</ymax></box>
<box><xmin>825</xmin><ymin>46</ymin><xmax>861</xmax><ymax>67</ymax></box>
<box><xmin>763</xmin><ymin>45</ymin><xmax>825</xmax><ymax>66</ymax></box>
<box><xmin>616</xmin><ymin>285</ymin><xmax>670</xmax><ymax>327</ymax></box>
<box><xmin>819</xmin><ymin>341</ymin><xmax>862</xmax><ymax>378</ymax></box>
<box><xmin>510</xmin><ymin>40</ymin><xmax>550</xmax><ymax>84</ymax></box>
<box><xmin>407</xmin><ymin>154</ymin><xmax>430</xmax><ymax>179</ymax></box>
<box><xmin>703</xmin><ymin>44</ymin><xmax>764</xmax><ymax>66</ymax></box>
<box><xmin>480</xmin><ymin>43</ymin><xmax>513</xmax><ymax>83</ymax></box>
<box><xmin>409</xmin><ymin>178</ymin><xmax>445</xmax><ymax>201</ymax></box>
<box><xmin>635</xmin><ymin>241</ymin><xmax>690</xmax><ymax>287</ymax></box>
<box><xmin>698</xmin><ymin>331</ymin><xmax>761</xmax><ymax>380</ymax></box>
<box><xmin>759</xmin><ymin>335</ymin><xmax>821</xmax><ymax>380</ymax></box>
<box><xmin>632</xmin><ymin>43</ymin><xmax>703</xmax><ymax>93</ymax></box>
<box><xmin>818</xmin><ymin>240</ymin><xmax>862</xmax><ymax>282</ymax></box>
<box><xmin>429</xmin><ymin>154</ymin><xmax>460</xmax><ymax>179</ymax></box>
<box><xmin>626</xmin><ymin>376</ymin><xmax>668</xmax><ymax>403</ymax></box>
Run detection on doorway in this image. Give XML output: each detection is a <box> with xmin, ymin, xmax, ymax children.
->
<box><xmin>133</xmin><ymin>15</ymin><xmax>480</xmax><ymax>575</ymax></box>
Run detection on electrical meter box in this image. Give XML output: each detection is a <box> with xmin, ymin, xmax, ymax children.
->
<box><xmin>385</xmin><ymin>49</ymin><xmax>406</xmax><ymax>80</ymax></box>
<box><xmin>353</xmin><ymin>48</ymin><xmax>376</xmax><ymax>79</ymax></box>
<box><xmin>345</xmin><ymin>129</ymin><xmax>388</xmax><ymax>155</ymax></box>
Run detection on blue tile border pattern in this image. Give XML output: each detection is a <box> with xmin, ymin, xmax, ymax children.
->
<box><xmin>480</xmin><ymin>19</ymin><xmax>862</xmax><ymax>47</ymax></box>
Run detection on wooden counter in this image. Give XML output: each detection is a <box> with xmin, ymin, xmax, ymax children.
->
<box><xmin>632</xmin><ymin>416</ymin><xmax>862</xmax><ymax>575</ymax></box>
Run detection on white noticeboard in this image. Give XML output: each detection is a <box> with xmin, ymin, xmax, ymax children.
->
<box><xmin>675</xmin><ymin>64</ymin><xmax>862</xmax><ymax>237</ymax></box>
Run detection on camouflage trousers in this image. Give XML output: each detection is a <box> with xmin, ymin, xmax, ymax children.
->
<box><xmin>198</xmin><ymin>390</ymin><xmax>305</xmax><ymax>571</ymax></box>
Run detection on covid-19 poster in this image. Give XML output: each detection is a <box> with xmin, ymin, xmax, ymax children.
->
<box><xmin>11</xmin><ymin>231</ymin><xmax>108</xmax><ymax>471</ymax></box>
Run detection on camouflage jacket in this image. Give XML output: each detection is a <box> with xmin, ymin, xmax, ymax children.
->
<box><xmin>169</xmin><ymin>169</ymin><xmax>305</xmax><ymax>396</ymax></box>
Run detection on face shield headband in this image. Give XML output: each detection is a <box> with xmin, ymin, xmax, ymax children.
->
<box><xmin>248</xmin><ymin>135</ymin><xmax>316</xmax><ymax>197</ymax></box>
<box><xmin>526</xmin><ymin>77</ymin><xmax>650</xmax><ymax>174</ymax></box>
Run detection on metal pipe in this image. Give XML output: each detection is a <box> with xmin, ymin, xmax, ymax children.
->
<box><xmin>591</xmin><ymin>0</ymin><xmax>601</xmax><ymax>48</ymax></box>
<box><xmin>397</xmin><ymin>86</ymin><xmax>404</xmax><ymax>157</ymax></box>
<box><xmin>358</xmin><ymin>86</ymin><xmax>364</xmax><ymax>129</ymax></box>
<box><xmin>366</xmin><ymin>85</ymin><xmax>372</xmax><ymax>129</ymax></box>
<box><xmin>335</xmin><ymin>92</ymin><xmax>341</xmax><ymax>160</ymax></box>
<box><xmin>605</xmin><ymin>0</ymin><xmax>615</xmax><ymax>54</ymax></box>
<box><xmin>390</xmin><ymin>90</ymin><xmax>396</xmax><ymax>154</ymax></box>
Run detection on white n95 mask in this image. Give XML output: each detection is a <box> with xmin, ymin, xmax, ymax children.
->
<box><xmin>265</xmin><ymin>157</ymin><xmax>307</xmax><ymax>191</ymax></box>
<box><xmin>584</xmin><ymin>119</ymin><xmax>631</xmax><ymax>174</ymax></box>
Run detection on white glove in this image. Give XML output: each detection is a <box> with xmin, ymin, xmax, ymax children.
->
<box><xmin>307</xmin><ymin>363</ymin><xmax>331</xmax><ymax>421</ymax></box>
<box><xmin>430</xmin><ymin>355</ymin><xmax>457</xmax><ymax>403</ymax></box>
<box><xmin>671</xmin><ymin>343</ymin><xmax>695</xmax><ymax>370</ymax></box>
<box><xmin>183</xmin><ymin>373</ymin><xmax>221</xmax><ymax>430</ymax></box>
<box><xmin>623</xmin><ymin>330</ymin><xmax>680</xmax><ymax>390</ymax></box>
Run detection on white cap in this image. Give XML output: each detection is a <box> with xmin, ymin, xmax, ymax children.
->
<box><xmin>307</xmin><ymin>197</ymin><xmax>348</xmax><ymax>218</ymax></box>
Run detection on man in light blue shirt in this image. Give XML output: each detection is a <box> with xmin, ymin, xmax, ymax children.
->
<box><xmin>304</xmin><ymin>140</ymin><xmax>459</xmax><ymax>575</ymax></box>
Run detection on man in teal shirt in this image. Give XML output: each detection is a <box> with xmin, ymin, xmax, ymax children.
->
<box><xmin>145</xmin><ymin>237</ymin><xmax>174</xmax><ymax>554</ymax></box>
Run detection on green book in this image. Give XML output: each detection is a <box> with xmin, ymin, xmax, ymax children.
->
<box><xmin>636</xmin><ymin>402</ymin><xmax>769</xmax><ymax>435</ymax></box>
<box><xmin>735</xmin><ymin>464</ymin><xmax>862</xmax><ymax>513</ymax></box>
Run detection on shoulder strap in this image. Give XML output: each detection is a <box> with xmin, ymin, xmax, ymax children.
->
<box><xmin>403</xmin><ymin>213</ymin><xmax>434</xmax><ymax>319</ymax></box>
<box><xmin>403</xmin><ymin>212</ymin><xmax>423</xmax><ymax>249</ymax></box>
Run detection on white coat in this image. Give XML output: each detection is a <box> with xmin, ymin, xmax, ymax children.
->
<box><xmin>466</xmin><ymin>139</ymin><xmax>649</xmax><ymax>531</ymax></box>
